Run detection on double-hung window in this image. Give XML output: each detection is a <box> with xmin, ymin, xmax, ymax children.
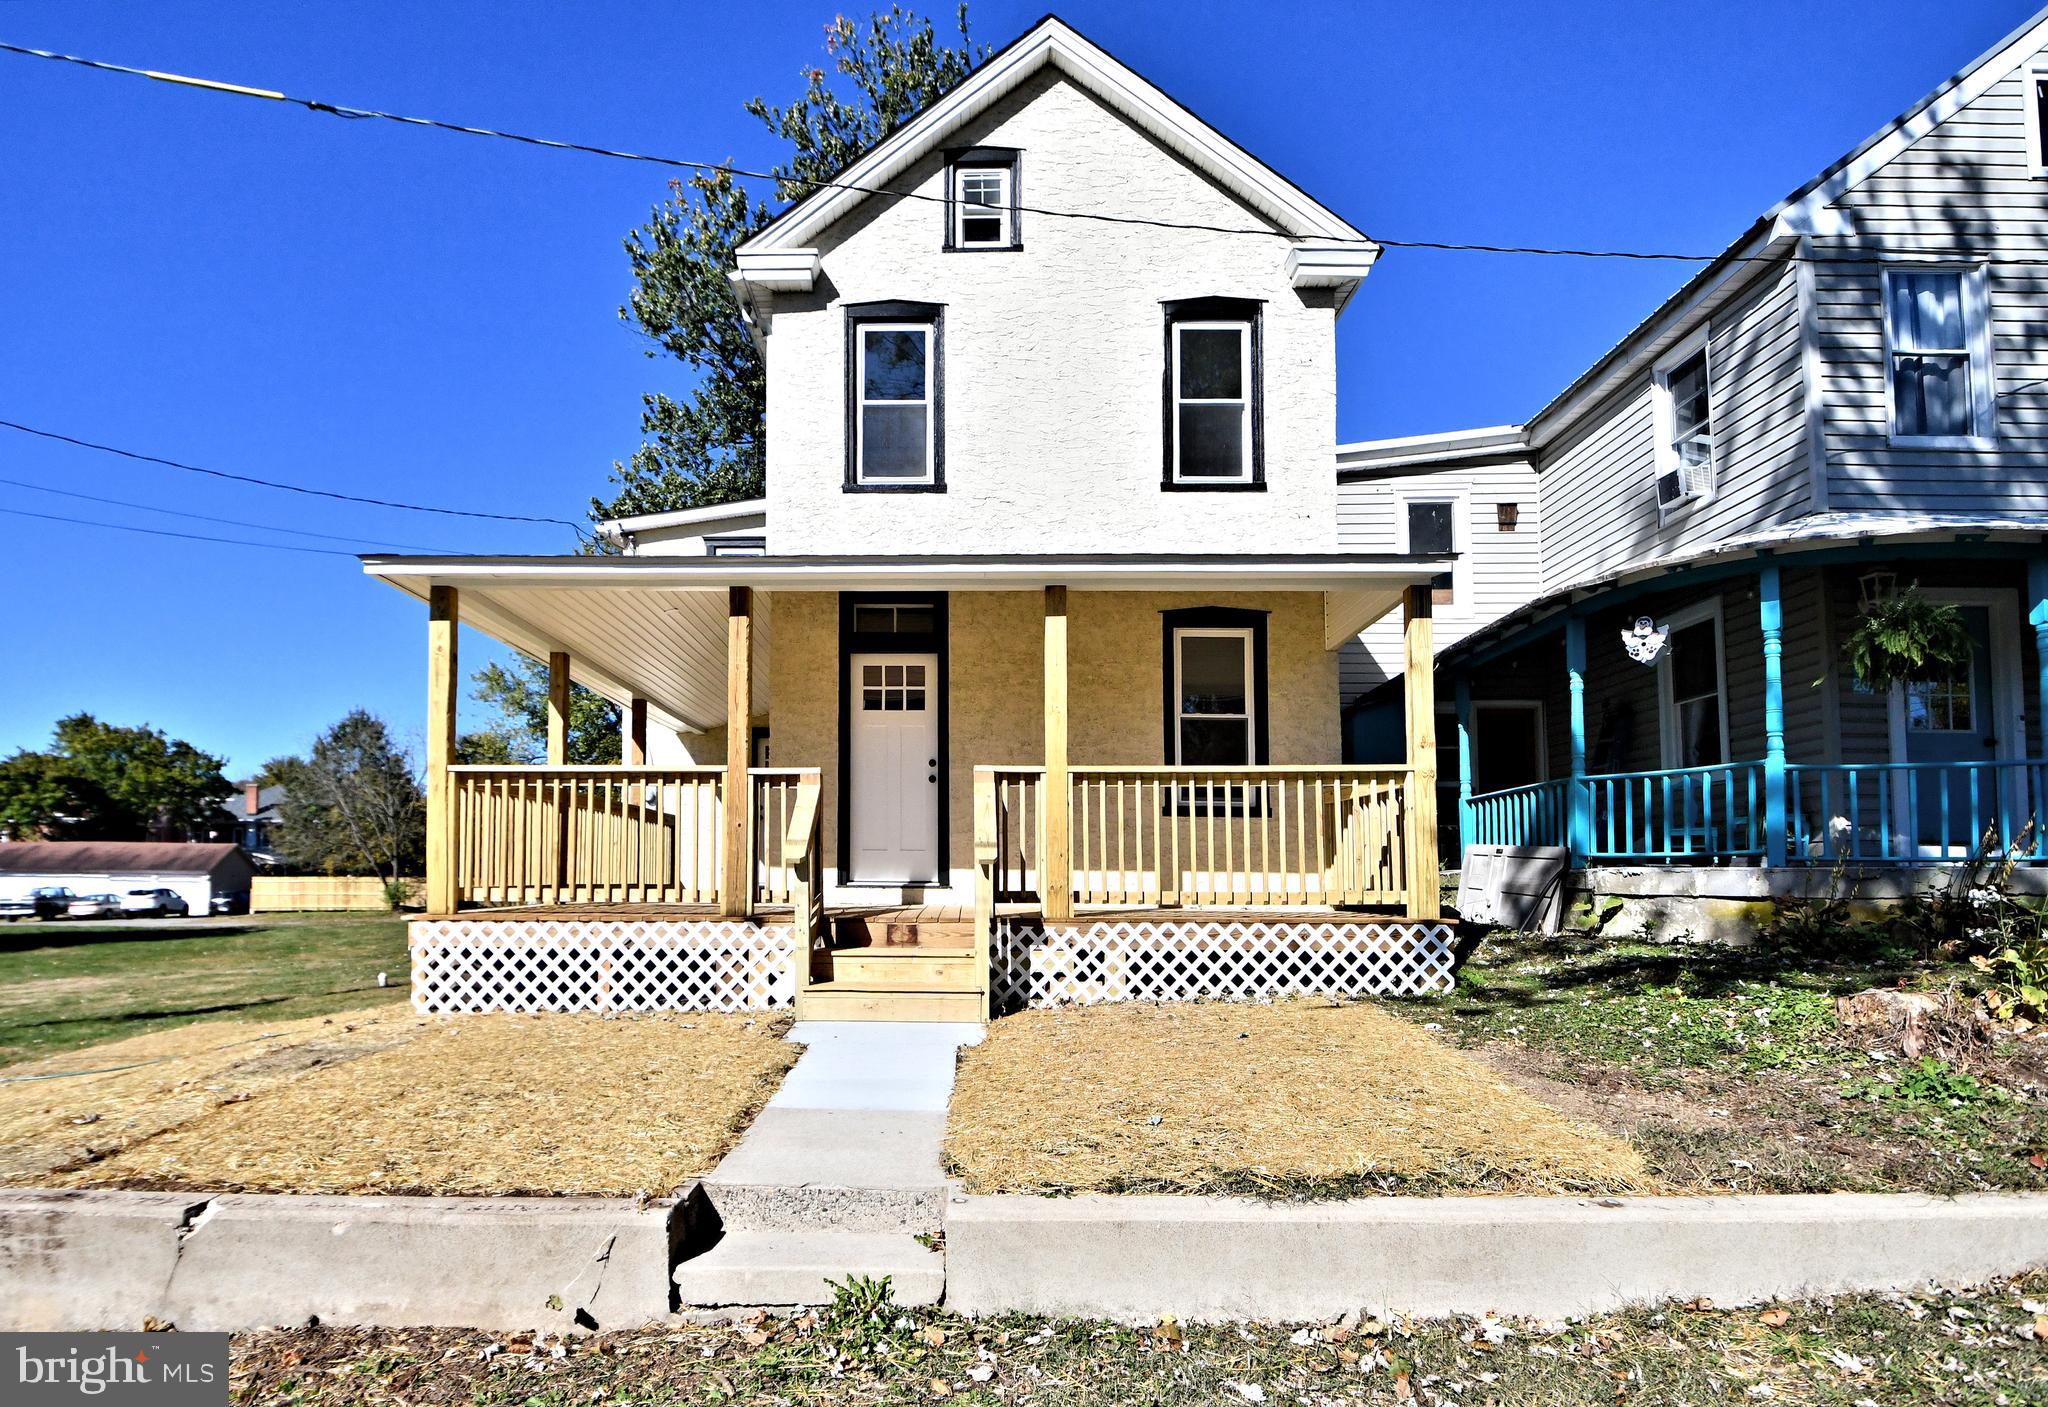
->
<box><xmin>944</xmin><ymin>148</ymin><xmax>1020</xmax><ymax>250</ymax></box>
<box><xmin>845</xmin><ymin>301</ymin><xmax>944</xmax><ymax>490</ymax></box>
<box><xmin>1161</xmin><ymin>607</ymin><xmax>1269</xmax><ymax>769</ymax></box>
<box><xmin>1652</xmin><ymin>336</ymin><xmax>1714</xmax><ymax>515</ymax></box>
<box><xmin>1163</xmin><ymin>298</ymin><xmax>1263</xmax><ymax>488</ymax></box>
<box><xmin>1882</xmin><ymin>265</ymin><xmax>1994</xmax><ymax>447</ymax></box>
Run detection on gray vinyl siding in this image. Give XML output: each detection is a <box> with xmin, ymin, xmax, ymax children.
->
<box><xmin>1811</xmin><ymin>51</ymin><xmax>2048</xmax><ymax>511</ymax></box>
<box><xmin>1535</xmin><ymin>259</ymin><xmax>1811</xmax><ymax>590</ymax></box>
<box><xmin>1336</xmin><ymin>456</ymin><xmax>1541</xmax><ymax>703</ymax></box>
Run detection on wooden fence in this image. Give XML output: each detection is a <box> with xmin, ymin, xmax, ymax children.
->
<box><xmin>250</xmin><ymin>875</ymin><xmax>410</xmax><ymax>912</ymax></box>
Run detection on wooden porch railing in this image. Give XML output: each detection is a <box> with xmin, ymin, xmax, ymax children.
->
<box><xmin>972</xmin><ymin>765</ymin><xmax>1415</xmax><ymax>916</ymax></box>
<box><xmin>446</xmin><ymin>764</ymin><xmax>824</xmax><ymax>911</ymax></box>
<box><xmin>780</xmin><ymin>772</ymin><xmax>827</xmax><ymax>998</ymax></box>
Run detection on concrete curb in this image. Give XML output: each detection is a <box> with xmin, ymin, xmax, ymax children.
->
<box><xmin>944</xmin><ymin>1191</ymin><xmax>2048</xmax><ymax>1322</ymax></box>
<box><xmin>0</xmin><ymin>1188</ymin><xmax>694</xmax><ymax>1332</ymax></box>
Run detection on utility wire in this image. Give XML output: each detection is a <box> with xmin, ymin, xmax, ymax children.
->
<box><xmin>0</xmin><ymin>501</ymin><xmax>360</xmax><ymax>556</ymax></box>
<box><xmin>0</xmin><ymin>418</ymin><xmax>585</xmax><ymax>534</ymax></box>
<box><xmin>0</xmin><ymin>473</ymin><xmax>460</xmax><ymax>553</ymax></box>
<box><xmin>0</xmin><ymin>38</ymin><xmax>1752</xmax><ymax>263</ymax></box>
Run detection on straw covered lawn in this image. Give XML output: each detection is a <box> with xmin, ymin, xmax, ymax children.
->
<box><xmin>0</xmin><ymin>1005</ymin><xmax>796</xmax><ymax>1196</ymax></box>
<box><xmin>947</xmin><ymin>1000</ymin><xmax>1648</xmax><ymax>1197</ymax></box>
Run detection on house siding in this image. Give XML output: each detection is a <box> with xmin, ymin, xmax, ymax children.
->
<box><xmin>1810</xmin><ymin>47</ymin><xmax>2048</xmax><ymax>513</ymax></box>
<box><xmin>1336</xmin><ymin>456</ymin><xmax>1541</xmax><ymax>705</ymax></box>
<box><xmin>760</xmin><ymin>68</ymin><xmax>1339</xmax><ymax>557</ymax></box>
<box><xmin>1535</xmin><ymin>259</ymin><xmax>1810</xmax><ymax>591</ymax></box>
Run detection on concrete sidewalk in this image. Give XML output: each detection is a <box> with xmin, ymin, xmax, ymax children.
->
<box><xmin>674</xmin><ymin>1021</ymin><xmax>981</xmax><ymax>1307</ymax></box>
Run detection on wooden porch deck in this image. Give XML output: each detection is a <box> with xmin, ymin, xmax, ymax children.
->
<box><xmin>432</xmin><ymin>901</ymin><xmax>1409</xmax><ymax>926</ymax></box>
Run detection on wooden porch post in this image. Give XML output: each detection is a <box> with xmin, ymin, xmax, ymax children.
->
<box><xmin>722</xmin><ymin>586</ymin><xmax>753</xmax><ymax>917</ymax></box>
<box><xmin>546</xmin><ymin>651</ymin><xmax>570</xmax><ymax>766</ymax></box>
<box><xmin>1759</xmin><ymin>561</ymin><xmax>1789</xmax><ymax>867</ymax></box>
<box><xmin>1402</xmin><ymin>586</ymin><xmax>1441</xmax><ymax>919</ymax></box>
<box><xmin>1043</xmin><ymin>585</ymin><xmax>1072</xmax><ymax>920</ymax></box>
<box><xmin>425</xmin><ymin>585</ymin><xmax>459</xmax><ymax>915</ymax></box>
<box><xmin>625</xmin><ymin>697</ymin><xmax>648</xmax><ymax>765</ymax></box>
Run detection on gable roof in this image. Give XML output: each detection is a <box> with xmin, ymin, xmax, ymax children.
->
<box><xmin>736</xmin><ymin>13</ymin><xmax>1369</xmax><ymax>255</ymax></box>
<box><xmin>0</xmin><ymin>841</ymin><xmax>252</xmax><ymax>877</ymax></box>
<box><xmin>1528</xmin><ymin>4</ymin><xmax>2048</xmax><ymax>446</ymax></box>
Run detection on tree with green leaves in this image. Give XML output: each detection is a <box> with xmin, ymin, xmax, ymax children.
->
<box><xmin>0</xmin><ymin>714</ymin><xmax>230</xmax><ymax>841</ymax></box>
<box><xmin>462</xmin><ymin>657</ymin><xmax>623</xmax><ymax>765</ymax></box>
<box><xmin>592</xmin><ymin>5</ymin><xmax>986</xmax><ymax>521</ymax></box>
<box><xmin>262</xmin><ymin>711</ymin><xmax>424</xmax><ymax>882</ymax></box>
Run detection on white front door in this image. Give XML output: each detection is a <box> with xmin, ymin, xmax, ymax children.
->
<box><xmin>849</xmin><ymin>652</ymin><xmax>940</xmax><ymax>883</ymax></box>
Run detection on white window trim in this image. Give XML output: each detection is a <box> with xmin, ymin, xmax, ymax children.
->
<box><xmin>1170</xmin><ymin>321</ymin><xmax>1253</xmax><ymax>484</ymax></box>
<box><xmin>1879</xmin><ymin>261</ymin><xmax>1996</xmax><ymax>450</ymax></box>
<box><xmin>1655</xmin><ymin>597</ymin><xmax>1730</xmax><ymax>771</ymax></box>
<box><xmin>954</xmin><ymin>165</ymin><xmax>1011</xmax><ymax>247</ymax></box>
<box><xmin>2026</xmin><ymin>67</ymin><xmax>2048</xmax><ymax>177</ymax></box>
<box><xmin>1650</xmin><ymin>328</ymin><xmax>1716</xmax><ymax>523</ymax></box>
<box><xmin>1394</xmin><ymin>489</ymin><xmax>1471</xmax><ymax>619</ymax></box>
<box><xmin>1171</xmin><ymin>626</ymin><xmax>1255</xmax><ymax>765</ymax></box>
<box><xmin>855</xmin><ymin>322</ymin><xmax>935</xmax><ymax>485</ymax></box>
<box><xmin>1470</xmin><ymin>700</ymin><xmax>1548</xmax><ymax>787</ymax></box>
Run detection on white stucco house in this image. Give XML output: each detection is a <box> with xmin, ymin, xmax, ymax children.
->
<box><xmin>0</xmin><ymin>842</ymin><xmax>255</xmax><ymax>917</ymax></box>
<box><xmin>367</xmin><ymin>15</ymin><xmax>1454</xmax><ymax>1024</ymax></box>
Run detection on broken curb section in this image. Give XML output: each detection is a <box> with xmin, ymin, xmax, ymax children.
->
<box><xmin>3</xmin><ymin>1185</ymin><xmax>2046</xmax><ymax>1330</ymax></box>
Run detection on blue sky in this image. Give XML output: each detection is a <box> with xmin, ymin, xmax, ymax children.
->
<box><xmin>0</xmin><ymin>0</ymin><xmax>2030</xmax><ymax>777</ymax></box>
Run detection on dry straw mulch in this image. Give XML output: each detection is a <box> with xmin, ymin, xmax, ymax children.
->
<box><xmin>946</xmin><ymin>1000</ymin><xmax>1649</xmax><ymax>1197</ymax></box>
<box><xmin>0</xmin><ymin>1006</ymin><xmax>795</xmax><ymax>1197</ymax></box>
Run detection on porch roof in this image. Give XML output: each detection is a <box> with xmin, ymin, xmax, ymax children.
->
<box><xmin>364</xmin><ymin>550</ymin><xmax>1448</xmax><ymax>735</ymax></box>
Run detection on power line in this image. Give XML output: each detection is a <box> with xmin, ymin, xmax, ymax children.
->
<box><xmin>0</xmin><ymin>418</ymin><xmax>585</xmax><ymax>534</ymax></box>
<box><xmin>0</xmin><ymin>38</ymin><xmax>1752</xmax><ymax>264</ymax></box>
<box><xmin>0</xmin><ymin>473</ymin><xmax>460</xmax><ymax>552</ymax></box>
<box><xmin>0</xmin><ymin>502</ymin><xmax>359</xmax><ymax>556</ymax></box>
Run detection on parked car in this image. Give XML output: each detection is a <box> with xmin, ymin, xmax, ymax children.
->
<box><xmin>209</xmin><ymin>893</ymin><xmax>246</xmax><ymax>916</ymax></box>
<box><xmin>64</xmin><ymin>893</ymin><xmax>124</xmax><ymax>920</ymax></box>
<box><xmin>0</xmin><ymin>886</ymin><xmax>79</xmax><ymax>921</ymax></box>
<box><xmin>120</xmin><ymin>888</ymin><xmax>189</xmax><ymax>918</ymax></box>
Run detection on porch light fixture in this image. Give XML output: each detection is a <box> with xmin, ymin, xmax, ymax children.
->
<box><xmin>1857</xmin><ymin>569</ymin><xmax>1899</xmax><ymax>609</ymax></box>
<box><xmin>1621</xmin><ymin>616</ymin><xmax>1669</xmax><ymax>665</ymax></box>
<box><xmin>1496</xmin><ymin>502</ymin><xmax>1519</xmax><ymax>532</ymax></box>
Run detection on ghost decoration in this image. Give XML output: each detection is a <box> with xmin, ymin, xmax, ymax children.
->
<box><xmin>1621</xmin><ymin>616</ymin><xmax>1669</xmax><ymax>665</ymax></box>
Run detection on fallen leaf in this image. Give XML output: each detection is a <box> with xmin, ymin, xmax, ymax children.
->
<box><xmin>929</xmin><ymin>1378</ymin><xmax>951</xmax><ymax>1398</ymax></box>
<box><xmin>1757</xmin><ymin>1309</ymin><xmax>1790</xmax><ymax>1328</ymax></box>
<box><xmin>740</xmin><ymin>1330</ymin><xmax>768</xmax><ymax>1348</ymax></box>
<box><xmin>922</xmin><ymin>1326</ymin><xmax>948</xmax><ymax>1348</ymax></box>
<box><xmin>1394</xmin><ymin>1370</ymin><xmax>1414</xmax><ymax>1401</ymax></box>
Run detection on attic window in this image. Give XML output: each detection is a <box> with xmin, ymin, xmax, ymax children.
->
<box><xmin>2029</xmin><ymin>71</ymin><xmax>2048</xmax><ymax>176</ymax></box>
<box><xmin>945</xmin><ymin>148</ymin><xmax>1020</xmax><ymax>251</ymax></box>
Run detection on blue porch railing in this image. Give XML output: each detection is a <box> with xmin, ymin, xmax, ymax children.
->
<box><xmin>1464</xmin><ymin>757</ymin><xmax>2048</xmax><ymax>865</ymax></box>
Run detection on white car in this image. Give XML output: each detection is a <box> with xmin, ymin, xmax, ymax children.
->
<box><xmin>120</xmin><ymin>888</ymin><xmax>189</xmax><ymax>918</ymax></box>
<box><xmin>64</xmin><ymin>893</ymin><xmax>125</xmax><ymax>919</ymax></box>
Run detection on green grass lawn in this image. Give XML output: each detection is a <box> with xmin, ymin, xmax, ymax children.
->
<box><xmin>0</xmin><ymin>912</ymin><xmax>411</xmax><ymax>1067</ymax></box>
<box><xmin>1416</xmin><ymin>924</ymin><xmax>2048</xmax><ymax>1195</ymax></box>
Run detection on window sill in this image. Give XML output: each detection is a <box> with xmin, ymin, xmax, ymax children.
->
<box><xmin>844</xmin><ymin>482</ymin><xmax>947</xmax><ymax>494</ymax></box>
<box><xmin>942</xmin><ymin>243</ymin><xmax>1024</xmax><ymax>253</ymax></box>
<box><xmin>1161</xmin><ymin>479</ymin><xmax>1267</xmax><ymax>493</ymax></box>
<box><xmin>1886</xmin><ymin>434</ymin><xmax>1998</xmax><ymax>451</ymax></box>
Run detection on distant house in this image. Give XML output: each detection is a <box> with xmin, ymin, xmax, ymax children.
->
<box><xmin>0</xmin><ymin>841</ymin><xmax>256</xmax><ymax>915</ymax></box>
<box><xmin>221</xmin><ymin>781</ymin><xmax>286</xmax><ymax>865</ymax></box>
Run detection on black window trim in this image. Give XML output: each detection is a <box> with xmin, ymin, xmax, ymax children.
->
<box><xmin>1160</xmin><ymin>606</ymin><xmax>1270</xmax><ymax>765</ymax></box>
<box><xmin>942</xmin><ymin>146</ymin><xmax>1023</xmax><ymax>252</ymax></box>
<box><xmin>1161</xmin><ymin>296</ymin><xmax>1266</xmax><ymax>492</ymax></box>
<box><xmin>844</xmin><ymin>300</ymin><xmax>946</xmax><ymax>493</ymax></box>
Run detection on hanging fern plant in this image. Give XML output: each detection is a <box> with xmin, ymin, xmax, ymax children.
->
<box><xmin>1841</xmin><ymin>585</ymin><xmax>1974</xmax><ymax>692</ymax></box>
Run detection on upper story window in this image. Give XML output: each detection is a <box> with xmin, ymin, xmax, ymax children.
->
<box><xmin>844</xmin><ymin>301</ymin><xmax>944</xmax><ymax>492</ymax></box>
<box><xmin>1399</xmin><ymin>496</ymin><xmax>1461</xmax><ymax>608</ymax></box>
<box><xmin>1882</xmin><ymin>265</ymin><xmax>1995</xmax><ymax>447</ymax></box>
<box><xmin>944</xmin><ymin>148</ymin><xmax>1020</xmax><ymax>251</ymax></box>
<box><xmin>2026</xmin><ymin>69</ymin><xmax>2048</xmax><ymax>175</ymax></box>
<box><xmin>1652</xmin><ymin>335</ymin><xmax>1714</xmax><ymax>517</ymax></box>
<box><xmin>1162</xmin><ymin>297</ymin><xmax>1264</xmax><ymax>490</ymax></box>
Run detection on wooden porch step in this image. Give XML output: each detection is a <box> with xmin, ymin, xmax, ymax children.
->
<box><xmin>834</xmin><ymin>912</ymin><xmax>975</xmax><ymax>949</ymax></box>
<box><xmin>795</xmin><ymin>984</ymin><xmax>983</xmax><ymax>1023</ymax></box>
<box><xmin>828</xmin><ymin>950</ymin><xmax>978</xmax><ymax>988</ymax></box>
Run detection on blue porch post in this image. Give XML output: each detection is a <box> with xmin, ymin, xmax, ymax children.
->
<box><xmin>1454</xmin><ymin>673</ymin><xmax>1474</xmax><ymax>852</ymax></box>
<box><xmin>1565</xmin><ymin>613</ymin><xmax>1590</xmax><ymax>865</ymax></box>
<box><xmin>2029</xmin><ymin>558</ymin><xmax>2048</xmax><ymax>761</ymax></box>
<box><xmin>1759</xmin><ymin>561</ymin><xmax>1789</xmax><ymax>867</ymax></box>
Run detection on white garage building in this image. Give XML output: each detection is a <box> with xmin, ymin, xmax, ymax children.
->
<box><xmin>0</xmin><ymin>842</ymin><xmax>257</xmax><ymax>916</ymax></box>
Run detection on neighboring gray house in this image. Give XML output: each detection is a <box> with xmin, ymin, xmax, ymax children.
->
<box><xmin>220</xmin><ymin>781</ymin><xmax>286</xmax><ymax>866</ymax></box>
<box><xmin>1343</xmin><ymin>5</ymin><xmax>2048</xmax><ymax>921</ymax></box>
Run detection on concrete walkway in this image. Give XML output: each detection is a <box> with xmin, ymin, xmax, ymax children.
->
<box><xmin>673</xmin><ymin>1021</ymin><xmax>982</xmax><ymax>1308</ymax></box>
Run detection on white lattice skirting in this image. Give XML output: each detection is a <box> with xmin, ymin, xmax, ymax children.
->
<box><xmin>408</xmin><ymin>918</ymin><xmax>797</xmax><ymax>1014</ymax></box>
<box><xmin>990</xmin><ymin>917</ymin><xmax>1457</xmax><ymax>1010</ymax></box>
